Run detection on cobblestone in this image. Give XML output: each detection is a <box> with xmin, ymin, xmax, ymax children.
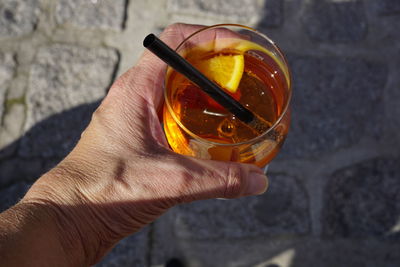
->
<box><xmin>0</xmin><ymin>0</ymin><xmax>40</xmax><ymax>37</ymax></box>
<box><xmin>20</xmin><ymin>100</ymin><xmax>100</xmax><ymax>159</ymax></box>
<box><xmin>367</xmin><ymin>11</ymin><xmax>400</xmax><ymax>44</ymax></box>
<box><xmin>0</xmin><ymin>0</ymin><xmax>400</xmax><ymax>266</ymax></box>
<box><xmin>0</xmin><ymin>103</ymin><xmax>24</xmax><ymax>144</ymax></box>
<box><xmin>171</xmin><ymin>174</ymin><xmax>309</xmax><ymax>240</ymax></box>
<box><xmin>0</xmin><ymin>52</ymin><xmax>15</xmax><ymax>122</ymax></box>
<box><xmin>96</xmin><ymin>228</ymin><xmax>148</xmax><ymax>267</ymax></box>
<box><xmin>323</xmin><ymin>157</ymin><xmax>400</xmax><ymax>239</ymax></box>
<box><xmin>371</xmin><ymin>0</ymin><xmax>400</xmax><ymax>15</ymax></box>
<box><xmin>20</xmin><ymin>44</ymin><xmax>117</xmax><ymax>158</ymax></box>
<box><xmin>0</xmin><ymin>158</ymin><xmax>43</xmax><ymax>187</ymax></box>
<box><xmin>385</xmin><ymin>61</ymin><xmax>400</xmax><ymax>145</ymax></box>
<box><xmin>167</xmin><ymin>0</ymin><xmax>264</xmax><ymax>24</ymax></box>
<box><xmin>253</xmin><ymin>174</ymin><xmax>310</xmax><ymax>232</ymax></box>
<box><xmin>257</xmin><ymin>0</ymin><xmax>283</xmax><ymax>28</ymax></box>
<box><xmin>280</xmin><ymin>239</ymin><xmax>400</xmax><ymax>267</ymax></box>
<box><xmin>56</xmin><ymin>0</ymin><xmax>126</xmax><ymax>30</ymax></box>
<box><xmin>281</xmin><ymin>55</ymin><xmax>387</xmax><ymax>158</ymax></box>
<box><xmin>303</xmin><ymin>0</ymin><xmax>367</xmax><ymax>42</ymax></box>
<box><xmin>0</xmin><ymin>103</ymin><xmax>25</xmax><ymax>159</ymax></box>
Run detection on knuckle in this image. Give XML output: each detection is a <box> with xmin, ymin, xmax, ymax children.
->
<box><xmin>161</xmin><ymin>23</ymin><xmax>194</xmax><ymax>42</ymax></box>
<box><xmin>162</xmin><ymin>23</ymin><xmax>182</xmax><ymax>38</ymax></box>
<box><xmin>91</xmin><ymin>104</ymin><xmax>109</xmax><ymax>125</ymax></box>
<box><xmin>164</xmin><ymin>22</ymin><xmax>185</xmax><ymax>32</ymax></box>
<box><xmin>159</xmin><ymin>24</ymin><xmax>185</xmax><ymax>48</ymax></box>
<box><xmin>223</xmin><ymin>163</ymin><xmax>246</xmax><ymax>199</ymax></box>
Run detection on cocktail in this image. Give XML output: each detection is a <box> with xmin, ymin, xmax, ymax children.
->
<box><xmin>162</xmin><ymin>24</ymin><xmax>291</xmax><ymax>168</ymax></box>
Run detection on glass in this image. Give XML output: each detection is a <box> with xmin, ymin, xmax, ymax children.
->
<box><xmin>163</xmin><ymin>24</ymin><xmax>292</xmax><ymax>168</ymax></box>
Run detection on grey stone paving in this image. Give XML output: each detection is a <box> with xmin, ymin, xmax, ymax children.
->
<box><xmin>0</xmin><ymin>0</ymin><xmax>399</xmax><ymax>266</ymax></box>
<box><xmin>0</xmin><ymin>157</ymin><xmax>43</xmax><ymax>187</ymax></box>
<box><xmin>56</xmin><ymin>0</ymin><xmax>127</xmax><ymax>30</ymax></box>
<box><xmin>371</xmin><ymin>0</ymin><xmax>400</xmax><ymax>15</ymax></box>
<box><xmin>323</xmin><ymin>157</ymin><xmax>400</xmax><ymax>239</ymax></box>
<box><xmin>303</xmin><ymin>0</ymin><xmax>367</xmax><ymax>42</ymax></box>
<box><xmin>152</xmin><ymin>238</ymin><xmax>400</xmax><ymax>267</ymax></box>
<box><xmin>171</xmin><ymin>174</ymin><xmax>309</xmax><ymax>240</ymax></box>
<box><xmin>258</xmin><ymin>0</ymin><xmax>283</xmax><ymax>28</ymax></box>
<box><xmin>0</xmin><ymin>103</ymin><xmax>24</xmax><ymax>159</ymax></box>
<box><xmin>25</xmin><ymin>44</ymin><xmax>117</xmax><ymax>131</ymax></box>
<box><xmin>167</xmin><ymin>0</ymin><xmax>265</xmax><ymax>24</ymax></box>
<box><xmin>0</xmin><ymin>0</ymin><xmax>40</xmax><ymax>37</ymax></box>
<box><xmin>0</xmin><ymin>52</ymin><xmax>15</xmax><ymax>121</ymax></box>
<box><xmin>20</xmin><ymin>45</ymin><xmax>118</xmax><ymax>158</ymax></box>
<box><xmin>98</xmin><ymin>228</ymin><xmax>149</xmax><ymax>267</ymax></box>
<box><xmin>283</xmin><ymin>55</ymin><xmax>387</xmax><ymax>158</ymax></box>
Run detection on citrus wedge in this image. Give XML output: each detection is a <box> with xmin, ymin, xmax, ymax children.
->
<box><xmin>186</xmin><ymin>38</ymin><xmax>290</xmax><ymax>90</ymax></box>
<box><xmin>196</xmin><ymin>53</ymin><xmax>244</xmax><ymax>93</ymax></box>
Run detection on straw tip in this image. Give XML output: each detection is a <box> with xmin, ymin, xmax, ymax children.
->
<box><xmin>143</xmin><ymin>33</ymin><xmax>156</xmax><ymax>48</ymax></box>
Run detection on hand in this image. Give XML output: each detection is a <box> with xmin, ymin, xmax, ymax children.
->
<box><xmin>16</xmin><ymin>23</ymin><xmax>268</xmax><ymax>266</ymax></box>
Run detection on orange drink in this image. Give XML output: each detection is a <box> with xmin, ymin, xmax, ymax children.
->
<box><xmin>163</xmin><ymin>24</ymin><xmax>291</xmax><ymax>168</ymax></box>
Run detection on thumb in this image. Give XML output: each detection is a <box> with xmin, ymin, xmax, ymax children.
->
<box><xmin>169</xmin><ymin>155</ymin><xmax>269</xmax><ymax>202</ymax></box>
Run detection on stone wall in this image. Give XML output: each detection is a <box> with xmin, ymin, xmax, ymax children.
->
<box><xmin>1</xmin><ymin>0</ymin><xmax>399</xmax><ymax>266</ymax></box>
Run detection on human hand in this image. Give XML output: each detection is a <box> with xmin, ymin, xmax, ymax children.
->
<box><xmin>21</xmin><ymin>23</ymin><xmax>268</xmax><ymax>266</ymax></box>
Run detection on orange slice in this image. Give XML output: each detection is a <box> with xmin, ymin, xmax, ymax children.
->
<box><xmin>195</xmin><ymin>53</ymin><xmax>244</xmax><ymax>93</ymax></box>
<box><xmin>185</xmin><ymin>38</ymin><xmax>290</xmax><ymax>90</ymax></box>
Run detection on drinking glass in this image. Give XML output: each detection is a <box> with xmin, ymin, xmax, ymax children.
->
<box><xmin>163</xmin><ymin>24</ymin><xmax>292</xmax><ymax>169</ymax></box>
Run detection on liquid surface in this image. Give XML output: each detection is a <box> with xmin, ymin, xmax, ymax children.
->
<box><xmin>168</xmin><ymin>52</ymin><xmax>285</xmax><ymax>144</ymax></box>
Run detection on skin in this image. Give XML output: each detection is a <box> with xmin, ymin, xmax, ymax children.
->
<box><xmin>0</xmin><ymin>23</ymin><xmax>268</xmax><ymax>267</ymax></box>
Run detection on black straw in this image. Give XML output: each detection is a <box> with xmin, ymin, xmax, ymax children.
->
<box><xmin>143</xmin><ymin>33</ymin><xmax>254</xmax><ymax>124</ymax></box>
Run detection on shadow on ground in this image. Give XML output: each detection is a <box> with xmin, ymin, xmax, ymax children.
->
<box><xmin>0</xmin><ymin>101</ymin><xmax>98</xmax><ymax>215</ymax></box>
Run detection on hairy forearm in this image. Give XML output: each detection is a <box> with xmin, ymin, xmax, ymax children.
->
<box><xmin>0</xmin><ymin>202</ymin><xmax>84</xmax><ymax>267</ymax></box>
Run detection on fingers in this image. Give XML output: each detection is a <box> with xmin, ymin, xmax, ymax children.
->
<box><xmin>108</xmin><ymin>23</ymin><xmax>205</xmax><ymax>110</ymax></box>
<box><xmin>137</xmin><ymin>23</ymin><xmax>205</xmax><ymax>79</ymax></box>
<box><xmin>191</xmin><ymin>158</ymin><xmax>268</xmax><ymax>200</ymax></box>
<box><xmin>157</xmin><ymin>154</ymin><xmax>268</xmax><ymax>203</ymax></box>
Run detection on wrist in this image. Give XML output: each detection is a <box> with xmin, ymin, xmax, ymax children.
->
<box><xmin>0</xmin><ymin>201</ymin><xmax>83</xmax><ymax>267</ymax></box>
<box><xmin>22</xmin><ymin>159</ymin><xmax>111</xmax><ymax>265</ymax></box>
<box><xmin>22</xmin><ymin>148</ymin><xmax>143</xmax><ymax>265</ymax></box>
<box><xmin>20</xmin><ymin>186</ymin><xmax>89</xmax><ymax>266</ymax></box>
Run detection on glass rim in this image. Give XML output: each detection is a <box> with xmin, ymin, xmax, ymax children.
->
<box><xmin>164</xmin><ymin>23</ymin><xmax>292</xmax><ymax>147</ymax></box>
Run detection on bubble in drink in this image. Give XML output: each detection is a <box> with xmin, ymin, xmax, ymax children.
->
<box><xmin>217</xmin><ymin>118</ymin><xmax>236</xmax><ymax>138</ymax></box>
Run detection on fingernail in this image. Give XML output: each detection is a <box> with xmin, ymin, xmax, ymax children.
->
<box><xmin>246</xmin><ymin>172</ymin><xmax>268</xmax><ymax>195</ymax></box>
